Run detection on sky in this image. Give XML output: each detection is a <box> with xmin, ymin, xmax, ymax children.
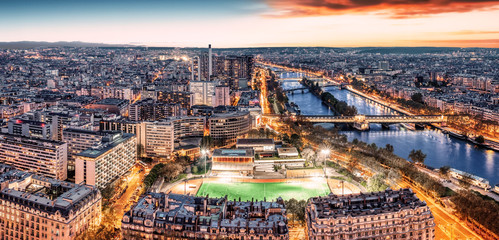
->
<box><xmin>1</xmin><ymin>0</ymin><xmax>499</xmax><ymax>47</ymax></box>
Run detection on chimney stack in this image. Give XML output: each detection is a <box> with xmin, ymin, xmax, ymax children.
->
<box><xmin>208</xmin><ymin>44</ymin><xmax>212</xmax><ymax>80</ymax></box>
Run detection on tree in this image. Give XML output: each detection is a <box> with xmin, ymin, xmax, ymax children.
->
<box><xmin>475</xmin><ymin>135</ymin><xmax>485</xmax><ymax>144</ymax></box>
<box><xmin>385</xmin><ymin>144</ymin><xmax>394</xmax><ymax>153</ymax></box>
<box><xmin>408</xmin><ymin>149</ymin><xmax>427</xmax><ymax>165</ymax></box>
<box><xmin>459</xmin><ymin>174</ymin><xmax>473</xmax><ymax>189</ymax></box>
<box><xmin>439</xmin><ymin>166</ymin><xmax>450</xmax><ymax>179</ymax></box>
<box><xmin>201</xmin><ymin>135</ymin><xmax>213</xmax><ymax>149</ymax></box>
<box><xmin>367</xmin><ymin>173</ymin><xmax>389</xmax><ymax>192</ymax></box>
<box><xmin>301</xmin><ymin>148</ymin><xmax>316</xmax><ymax>163</ymax></box>
<box><xmin>411</xmin><ymin>93</ymin><xmax>423</xmax><ymax>103</ymax></box>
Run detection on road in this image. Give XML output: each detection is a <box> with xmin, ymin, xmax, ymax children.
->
<box><xmin>416</xmin><ymin>166</ymin><xmax>499</xmax><ymax>202</ymax></box>
<box><xmin>399</xmin><ymin>181</ymin><xmax>483</xmax><ymax>240</ymax></box>
<box><xmin>112</xmin><ymin>165</ymin><xmax>146</xmax><ymax>228</ymax></box>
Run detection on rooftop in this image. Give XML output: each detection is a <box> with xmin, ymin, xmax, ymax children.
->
<box><xmin>309</xmin><ymin>188</ymin><xmax>428</xmax><ymax>219</ymax></box>
<box><xmin>76</xmin><ymin>133</ymin><xmax>134</xmax><ymax>158</ymax></box>
<box><xmin>0</xmin><ymin>164</ymin><xmax>100</xmax><ymax>220</ymax></box>
<box><xmin>212</xmin><ymin>148</ymin><xmax>254</xmax><ymax>157</ymax></box>
<box><xmin>237</xmin><ymin>138</ymin><xmax>275</xmax><ymax>145</ymax></box>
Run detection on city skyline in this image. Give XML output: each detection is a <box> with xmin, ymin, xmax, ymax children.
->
<box><xmin>2</xmin><ymin>0</ymin><xmax>499</xmax><ymax>48</ymax></box>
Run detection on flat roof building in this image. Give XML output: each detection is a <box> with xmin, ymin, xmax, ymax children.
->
<box><xmin>0</xmin><ymin>132</ymin><xmax>67</xmax><ymax>180</ymax></box>
<box><xmin>211</xmin><ymin>148</ymin><xmax>254</xmax><ymax>176</ymax></box>
<box><xmin>236</xmin><ymin>138</ymin><xmax>275</xmax><ymax>152</ymax></box>
<box><xmin>75</xmin><ymin>133</ymin><xmax>136</xmax><ymax>189</ymax></box>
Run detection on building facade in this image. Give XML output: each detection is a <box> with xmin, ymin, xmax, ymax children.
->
<box><xmin>208</xmin><ymin>111</ymin><xmax>250</xmax><ymax>146</ymax></box>
<box><xmin>0</xmin><ymin>164</ymin><xmax>101</xmax><ymax>240</ymax></box>
<box><xmin>0</xmin><ymin>133</ymin><xmax>67</xmax><ymax>180</ymax></box>
<box><xmin>62</xmin><ymin>128</ymin><xmax>111</xmax><ymax>173</ymax></box>
<box><xmin>306</xmin><ymin>189</ymin><xmax>435</xmax><ymax>240</ymax></box>
<box><xmin>189</xmin><ymin>81</ymin><xmax>216</xmax><ymax>106</ymax></box>
<box><xmin>8</xmin><ymin>119</ymin><xmax>52</xmax><ymax>139</ymax></box>
<box><xmin>121</xmin><ymin>192</ymin><xmax>288</xmax><ymax>240</ymax></box>
<box><xmin>211</xmin><ymin>148</ymin><xmax>255</xmax><ymax>176</ymax></box>
<box><xmin>75</xmin><ymin>133</ymin><xmax>136</xmax><ymax>188</ymax></box>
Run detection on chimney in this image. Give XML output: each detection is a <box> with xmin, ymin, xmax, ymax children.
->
<box><xmin>208</xmin><ymin>44</ymin><xmax>212</xmax><ymax>80</ymax></box>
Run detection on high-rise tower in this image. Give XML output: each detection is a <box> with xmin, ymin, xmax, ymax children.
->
<box><xmin>208</xmin><ymin>44</ymin><xmax>212</xmax><ymax>80</ymax></box>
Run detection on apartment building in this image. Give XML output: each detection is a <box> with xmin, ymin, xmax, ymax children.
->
<box><xmin>121</xmin><ymin>193</ymin><xmax>288</xmax><ymax>240</ymax></box>
<box><xmin>0</xmin><ymin>164</ymin><xmax>101</xmax><ymax>239</ymax></box>
<box><xmin>75</xmin><ymin>133</ymin><xmax>136</xmax><ymax>188</ymax></box>
<box><xmin>0</xmin><ymin>133</ymin><xmax>67</xmax><ymax>180</ymax></box>
<box><xmin>306</xmin><ymin>189</ymin><xmax>435</xmax><ymax>240</ymax></box>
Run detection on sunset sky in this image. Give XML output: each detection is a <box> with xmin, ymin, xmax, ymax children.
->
<box><xmin>1</xmin><ymin>0</ymin><xmax>499</xmax><ymax>47</ymax></box>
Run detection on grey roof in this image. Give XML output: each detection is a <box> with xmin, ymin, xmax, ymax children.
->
<box><xmin>75</xmin><ymin>133</ymin><xmax>134</xmax><ymax>158</ymax></box>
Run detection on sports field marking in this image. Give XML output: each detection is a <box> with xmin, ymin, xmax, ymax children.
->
<box><xmin>196</xmin><ymin>181</ymin><xmax>330</xmax><ymax>201</ymax></box>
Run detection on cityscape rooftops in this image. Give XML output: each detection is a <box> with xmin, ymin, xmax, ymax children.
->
<box><xmin>309</xmin><ymin>188</ymin><xmax>427</xmax><ymax>219</ymax></box>
<box><xmin>0</xmin><ymin>163</ymin><xmax>100</xmax><ymax>219</ymax></box>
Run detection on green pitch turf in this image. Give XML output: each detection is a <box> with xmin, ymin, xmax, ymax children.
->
<box><xmin>196</xmin><ymin>181</ymin><xmax>330</xmax><ymax>201</ymax></box>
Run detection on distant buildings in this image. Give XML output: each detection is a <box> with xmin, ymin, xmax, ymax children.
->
<box><xmin>75</xmin><ymin>132</ymin><xmax>136</xmax><ymax>188</ymax></box>
<box><xmin>306</xmin><ymin>189</ymin><xmax>435</xmax><ymax>240</ymax></box>
<box><xmin>121</xmin><ymin>192</ymin><xmax>288</xmax><ymax>240</ymax></box>
<box><xmin>214</xmin><ymin>85</ymin><xmax>230</xmax><ymax>107</ymax></box>
<box><xmin>0</xmin><ymin>132</ymin><xmax>67</xmax><ymax>180</ymax></box>
<box><xmin>189</xmin><ymin>81</ymin><xmax>216</xmax><ymax>106</ymax></box>
<box><xmin>0</xmin><ymin>164</ymin><xmax>101</xmax><ymax>239</ymax></box>
<box><xmin>129</xmin><ymin>98</ymin><xmax>181</xmax><ymax>121</ymax></box>
<box><xmin>99</xmin><ymin>116</ymin><xmax>205</xmax><ymax>159</ymax></box>
<box><xmin>87</xmin><ymin>98</ymin><xmax>129</xmax><ymax>115</ymax></box>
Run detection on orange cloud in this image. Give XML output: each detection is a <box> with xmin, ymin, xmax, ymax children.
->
<box><xmin>265</xmin><ymin>0</ymin><xmax>499</xmax><ymax>18</ymax></box>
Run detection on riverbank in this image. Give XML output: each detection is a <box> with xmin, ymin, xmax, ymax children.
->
<box><xmin>345</xmin><ymin>85</ymin><xmax>499</xmax><ymax>151</ymax></box>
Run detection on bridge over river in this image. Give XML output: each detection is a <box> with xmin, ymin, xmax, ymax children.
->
<box><xmin>264</xmin><ymin>114</ymin><xmax>448</xmax><ymax>130</ymax></box>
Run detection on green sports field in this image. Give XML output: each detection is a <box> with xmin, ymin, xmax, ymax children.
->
<box><xmin>196</xmin><ymin>181</ymin><xmax>330</xmax><ymax>201</ymax></box>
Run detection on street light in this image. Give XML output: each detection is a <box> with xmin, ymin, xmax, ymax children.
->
<box><xmin>201</xmin><ymin>149</ymin><xmax>209</xmax><ymax>178</ymax></box>
<box><xmin>321</xmin><ymin>149</ymin><xmax>330</xmax><ymax>178</ymax></box>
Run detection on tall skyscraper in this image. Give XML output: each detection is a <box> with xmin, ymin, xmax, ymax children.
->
<box><xmin>189</xmin><ymin>81</ymin><xmax>216</xmax><ymax>106</ymax></box>
<box><xmin>214</xmin><ymin>85</ymin><xmax>230</xmax><ymax>107</ymax></box>
<box><xmin>208</xmin><ymin>44</ymin><xmax>213</xmax><ymax>80</ymax></box>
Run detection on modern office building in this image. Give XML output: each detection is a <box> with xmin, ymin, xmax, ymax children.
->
<box><xmin>189</xmin><ymin>81</ymin><xmax>216</xmax><ymax>106</ymax></box>
<box><xmin>144</xmin><ymin>121</ymin><xmax>175</xmax><ymax>158</ymax></box>
<box><xmin>211</xmin><ymin>148</ymin><xmax>255</xmax><ymax>176</ymax></box>
<box><xmin>214</xmin><ymin>85</ymin><xmax>230</xmax><ymax>107</ymax></box>
<box><xmin>75</xmin><ymin>132</ymin><xmax>136</xmax><ymax>188</ymax></box>
<box><xmin>7</xmin><ymin>118</ymin><xmax>52</xmax><ymax>139</ymax></box>
<box><xmin>121</xmin><ymin>192</ymin><xmax>289</xmax><ymax>240</ymax></box>
<box><xmin>208</xmin><ymin>111</ymin><xmax>250</xmax><ymax>146</ymax></box>
<box><xmin>100</xmin><ymin>116</ymin><xmax>204</xmax><ymax>159</ymax></box>
<box><xmin>0</xmin><ymin>133</ymin><xmax>67</xmax><ymax>180</ymax></box>
<box><xmin>306</xmin><ymin>188</ymin><xmax>435</xmax><ymax>240</ymax></box>
<box><xmin>62</xmin><ymin>128</ymin><xmax>117</xmax><ymax>173</ymax></box>
<box><xmin>0</xmin><ymin>164</ymin><xmax>102</xmax><ymax>240</ymax></box>
<box><xmin>168</xmin><ymin>116</ymin><xmax>206</xmax><ymax>139</ymax></box>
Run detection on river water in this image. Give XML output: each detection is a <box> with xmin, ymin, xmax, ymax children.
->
<box><xmin>279</xmin><ymin>71</ymin><xmax>498</xmax><ymax>185</ymax></box>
